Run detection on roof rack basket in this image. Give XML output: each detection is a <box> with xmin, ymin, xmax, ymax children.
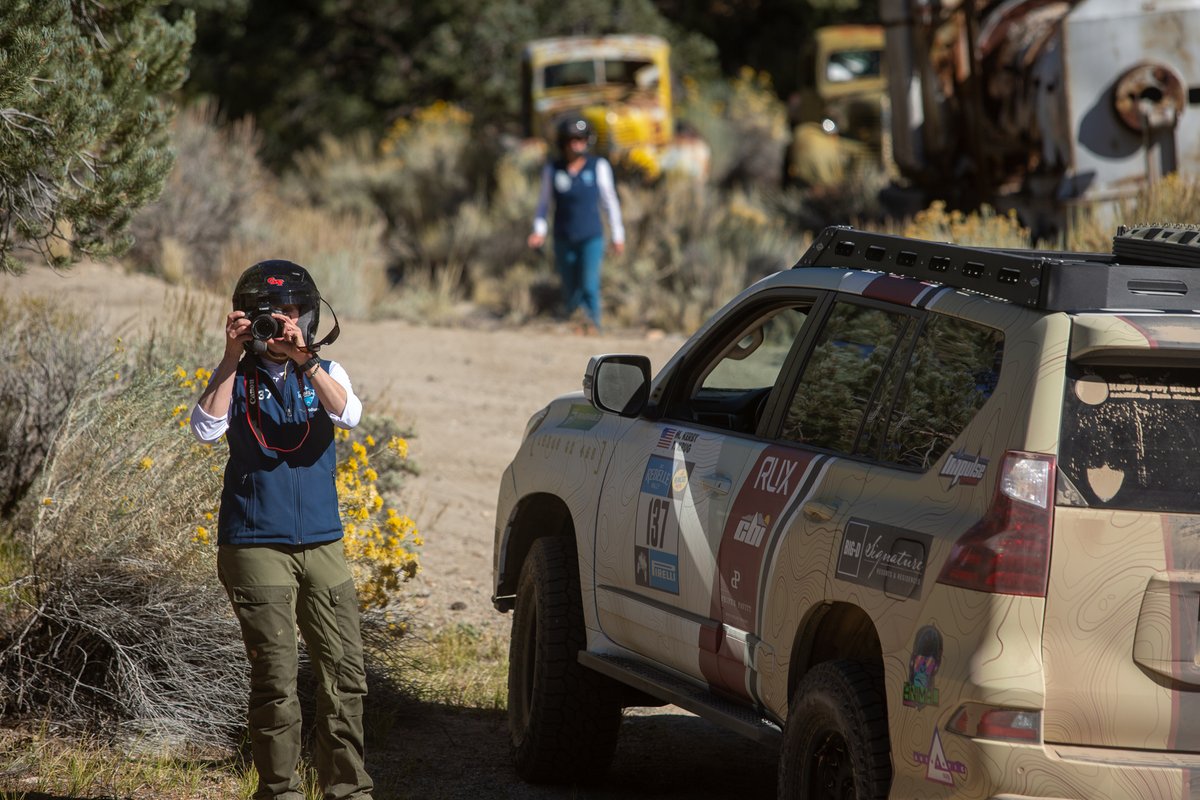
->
<box><xmin>795</xmin><ymin>225</ymin><xmax>1200</xmax><ymax>312</ymax></box>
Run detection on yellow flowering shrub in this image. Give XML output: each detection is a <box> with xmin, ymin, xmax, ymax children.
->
<box><xmin>337</xmin><ymin>436</ymin><xmax>422</xmax><ymax>610</ymax></box>
<box><xmin>903</xmin><ymin>201</ymin><xmax>1031</xmax><ymax>249</ymax></box>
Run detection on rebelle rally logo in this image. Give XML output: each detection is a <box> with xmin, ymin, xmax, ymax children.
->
<box><xmin>939</xmin><ymin>449</ymin><xmax>988</xmax><ymax>488</ymax></box>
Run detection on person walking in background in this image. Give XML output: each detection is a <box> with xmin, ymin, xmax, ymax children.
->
<box><xmin>527</xmin><ymin>116</ymin><xmax>625</xmax><ymax>334</ymax></box>
<box><xmin>191</xmin><ymin>260</ymin><xmax>373</xmax><ymax>800</ymax></box>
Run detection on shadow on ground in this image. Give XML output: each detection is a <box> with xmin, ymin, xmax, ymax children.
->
<box><xmin>369</xmin><ymin>700</ymin><xmax>777</xmax><ymax>800</ymax></box>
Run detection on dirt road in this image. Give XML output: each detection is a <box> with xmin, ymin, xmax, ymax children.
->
<box><xmin>3</xmin><ymin>262</ymin><xmax>779</xmax><ymax>798</ymax></box>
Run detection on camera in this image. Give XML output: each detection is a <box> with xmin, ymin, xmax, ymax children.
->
<box><xmin>246</xmin><ymin>307</ymin><xmax>282</xmax><ymax>341</ymax></box>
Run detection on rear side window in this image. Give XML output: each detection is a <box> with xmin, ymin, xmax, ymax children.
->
<box><xmin>780</xmin><ymin>303</ymin><xmax>1002</xmax><ymax>467</ymax></box>
<box><xmin>874</xmin><ymin>314</ymin><xmax>1003</xmax><ymax>469</ymax></box>
<box><xmin>780</xmin><ymin>301</ymin><xmax>911</xmax><ymax>453</ymax></box>
<box><xmin>1059</xmin><ymin>364</ymin><xmax>1200</xmax><ymax>512</ymax></box>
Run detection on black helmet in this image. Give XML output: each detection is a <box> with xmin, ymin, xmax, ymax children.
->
<box><xmin>233</xmin><ymin>260</ymin><xmax>327</xmax><ymax>354</ymax></box>
<box><xmin>556</xmin><ymin>115</ymin><xmax>594</xmax><ymax>152</ymax></box>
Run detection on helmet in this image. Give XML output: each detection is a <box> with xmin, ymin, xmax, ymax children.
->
<box><xmin>233</xmin><ymin>260</ymin><xmax>322</xmax><ymax>353</ymax></box>
<box><xmin>556</xmin><ymin>115</ymin><xmax>594</xmax><ymax>153</ymax></box>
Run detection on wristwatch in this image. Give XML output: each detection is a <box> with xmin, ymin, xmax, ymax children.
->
<box><xmin>298</xmin><ymin>356</ymin><xmax>321</xmax><ymax>376</ymax></box>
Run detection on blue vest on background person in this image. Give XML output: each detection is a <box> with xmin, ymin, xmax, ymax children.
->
<box><xmin>217</xmin><ymin>356</ymin><xmax>343</xmax><ymax>546</ymax></box>
<box><xmin>552</xmin><ymin>155</ymin><xmax>604</xmax><ymax>244</ymax></box>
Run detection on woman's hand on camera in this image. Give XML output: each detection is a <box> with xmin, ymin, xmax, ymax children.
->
<box><xmin>270</xmin><ymin>313</ymin><xmax>309</xmax><ymax>363</ymax></box>
<box><xmin>223</xmin><ymin>311</ymin><xmax>251</xmax><ymax>360</ymax></box>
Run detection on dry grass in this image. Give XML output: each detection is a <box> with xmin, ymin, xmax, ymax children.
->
<box><xmin>898</xmin><ymin>200</ymin><xmax>1032</xmax><ymax>249</ymax></box>
<box><xmin>409</xmin><ymin>623</ymin><xmax>509</xmax><ymax>710</ymax></box>
<box><xmin>1066</xmin><ymin>173</ymin><xmax>1200</xmax><ymax>252</ymax></box>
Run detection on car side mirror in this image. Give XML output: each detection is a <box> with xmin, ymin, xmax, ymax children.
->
<box><xmin>584</xmin><ymin>355</ymin><xmax>651</xmax><ymax>417</ymax></box>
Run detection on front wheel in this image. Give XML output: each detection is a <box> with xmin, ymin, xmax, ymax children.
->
<box><xmin>777</xmin><ymin>660</ymin><xmax>891</xmax><ymax>800</ymax></box>
<box><xmin>508</xmin><ymin>535</ymin><xmax>621</xmax><ymax>783</ymax></box>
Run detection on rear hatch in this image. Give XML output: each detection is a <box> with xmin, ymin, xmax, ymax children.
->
<box><xmin>1045</xmin><ymin>315</ymin><xmax>1200</xmax><ymax>752</ymax></box>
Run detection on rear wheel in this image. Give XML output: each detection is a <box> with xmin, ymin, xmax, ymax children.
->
<box><xmin>777</xmin><ymin>660</ymin><xmax>891</xmax><ymax>800</ymax></box>
<box><xmin>508</xmin><ymin>535</ymin><xmax>621</xmax><ymax>783</ymax></box>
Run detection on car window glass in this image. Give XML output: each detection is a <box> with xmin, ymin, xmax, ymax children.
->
<box><xmin>1059</xmin><ymin>362</ymin><xmax>1200</xmax><ymax>512</ymax></box>
<box><xmin>668</xmin><ymin>304</ymin><xmax>810</xmax><ymax>435</ymax></box>
<box><xmin>698</xmin><ymin>306</ymin><xmax>809</xmax><ymax>393</ymax></box>
<box><xmin>881</xmin><ymin>314</ymin><xmax>1003</xmax><ymax>469</ymax></box>
<box><xmin>780</xmin><ymin>301</ymin><xmax>908</xmax><ymax>453</ymax></box>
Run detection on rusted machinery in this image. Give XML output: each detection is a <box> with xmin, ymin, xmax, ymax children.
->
<box><xmin>882</xmin><ymin>0</ymin><xmax>1200</xmax><ymax>231</ymax></box>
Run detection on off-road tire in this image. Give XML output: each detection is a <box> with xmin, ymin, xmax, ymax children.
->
<box><xmin>508</xmin><ymin>535</ymin><xmax>622</xmax><ymax>783</ymax></box>
<box><xmin>777</xmin><ymin>660</ymin><xmax>891</xmax><ymax>800</ymax></box>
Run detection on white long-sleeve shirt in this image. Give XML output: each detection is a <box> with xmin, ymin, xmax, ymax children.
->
<box><xmin>531</xmin><ymin>157</ymin><xmax>625</xmax><ymax>244</ymax></box>
<box><xmin>190</xmin><ymin>358</ymin><xmax>361</xmax><ymax>443</ymax></box>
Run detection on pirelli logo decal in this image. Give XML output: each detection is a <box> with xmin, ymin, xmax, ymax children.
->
<box><xmin>939</xmin><ymin>449</ymin><xmax>988</xmax><ymax>488</ymax></box>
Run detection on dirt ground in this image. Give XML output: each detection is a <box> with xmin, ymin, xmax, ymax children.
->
<box><xmin>1</xmin><ymin>263</ymin><xmax>779</xmax><ymax>799</ymax></box>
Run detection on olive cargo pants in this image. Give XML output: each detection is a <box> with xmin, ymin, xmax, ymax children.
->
<box><xmin>218</xmin><ymin>541</ymin><xmax>373</xmax><ymax>800</ymax></box>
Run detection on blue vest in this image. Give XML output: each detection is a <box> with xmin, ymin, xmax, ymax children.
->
<box><xmin>217</xmin><ymin>356</ymin><xmax>343</xmax><ymax>546</ymax></box>
<box><xmin>552</xmin><ymin>156</ymin><xmax>605</xmax><ymax>244</ymax></box>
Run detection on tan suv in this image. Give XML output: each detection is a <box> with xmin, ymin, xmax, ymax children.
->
<box><xmin>493</xmin><ymin>224</ymin><xmax>1200</xmax><ymax>799</ymax></box>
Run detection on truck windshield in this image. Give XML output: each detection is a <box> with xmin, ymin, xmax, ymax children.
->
<box><xmin>1058</xmin><ymin>362</ymin><xmax>1200</xmax><ymax>512</ymax></box>
<box><xmin>826</xmin><ymin>49</ymin><xmax>881</xmax><ymax>82</ymax></box>
<box><xmin>543</xmin><ymin>61</ymin><xmax>596</xmax><ymax>88</ymax></box>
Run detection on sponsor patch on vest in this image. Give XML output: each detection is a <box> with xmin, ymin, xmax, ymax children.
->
<box><xmin>939</xmin><ymin>448</ymin><xmax>989</xmax><ymax>488</ymax></box>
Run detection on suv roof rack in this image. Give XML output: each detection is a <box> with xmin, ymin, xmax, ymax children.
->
<box><xmin>795</xmin><ymin>225</ymin><xmax>1200</xmax><ymax>312</ymax></box>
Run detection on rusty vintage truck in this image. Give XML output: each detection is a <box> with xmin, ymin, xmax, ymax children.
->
<box><xmin>520</xmin><ymin>34</ymin><xmax>709</xmax><ymax>180</ymax></box>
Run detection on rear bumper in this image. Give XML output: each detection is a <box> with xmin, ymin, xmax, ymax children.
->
<box><xmin>894</xmin><ymin>735</ymin><xmax>1200</xmax><ymax>798</ymax></box>
<box><xmin>969</xmin><ymin>739</ymin><xmax>1197</xmax><ymax>800</ymax></box>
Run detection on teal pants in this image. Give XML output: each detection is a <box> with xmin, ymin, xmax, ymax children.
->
<box><xmin>218</xmin><ymin>541</ymin><xmax>373</xmax><ymax>800</ymax></box>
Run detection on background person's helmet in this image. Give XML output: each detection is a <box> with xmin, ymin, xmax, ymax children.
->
<box><xmin>232</xmin><ymin>260</ymin><xmax>322</xmax><ymax>353</ymax></box>
<box><xmin>556</xmin><ymin>115</ymin><xmax>594</xmax><ymax>154</ymax></box>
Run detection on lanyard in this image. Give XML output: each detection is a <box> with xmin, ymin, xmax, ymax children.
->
<box><xmin>244</xmin><ymin>365</ymin><xmax>311</xmax><ymax>453</ymax></box>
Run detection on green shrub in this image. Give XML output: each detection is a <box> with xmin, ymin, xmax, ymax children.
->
<box><xmin>127</xmin><ymin>99</ymin><xmax>265</xmax><ymax>286</ymax></box>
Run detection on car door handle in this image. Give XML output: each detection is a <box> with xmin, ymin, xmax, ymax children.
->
<box><xmin>802</xmin><ymin>500</ymin><xmax>840</xmax><ymax>521</ymax></box>
<box><xmin>698</xmin><ymin>473</ymin><xmax>731</xmax><ymax>495</ymax></box>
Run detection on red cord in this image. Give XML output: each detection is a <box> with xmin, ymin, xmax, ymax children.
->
<box><xmin>243</xmin><ymin>369</ymin><xmax>311</xmax><ymax>453</ymax></box>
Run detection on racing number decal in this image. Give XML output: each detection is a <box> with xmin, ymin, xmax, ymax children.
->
<box><xmin>632</xmin><ymin>426</ymin><xmax>721</xmax><ymax>597</ymax></box>
<box><xmin>634</xmin><ymin>455</ymin><xmax>685</xmax><ymax>594</ymax></box>
<box><xmin>645</xmin><ymin>497</ymin><xmax>671</xmax><ymax>548</ymax></box>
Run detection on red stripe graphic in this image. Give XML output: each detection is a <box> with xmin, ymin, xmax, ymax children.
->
<box><xmin>862</xmin><ymin>274</ymin><xmax>929</xmax><ymax>306</ymax></box>
<box><xmin>700</xmin><ymin>445</ymin><xmax>819</xmax><ymax>698</ymax></box>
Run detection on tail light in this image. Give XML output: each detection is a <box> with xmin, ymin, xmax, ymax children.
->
<box><xmin>948</xmin><ymin>704</ymin><xmax>1042</xmax><ymax>743</ymax></box>
<box><xmin>937</xmin><ymin>451</ymin><xmax>1055</xmax><ymax>597</ymax></box>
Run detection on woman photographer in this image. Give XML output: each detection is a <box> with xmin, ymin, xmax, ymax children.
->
<box><xmin>190</xmin><ymin>260</ymin><xmax>373</xmax><ymax>800</ymax></box>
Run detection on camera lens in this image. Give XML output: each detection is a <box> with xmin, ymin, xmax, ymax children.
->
<box><xmin>250</xmin><ymin>313</ymin><xmax>281</xmax><ymax>341</ymax></box>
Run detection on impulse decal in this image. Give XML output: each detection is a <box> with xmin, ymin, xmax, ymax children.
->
<box><xmin>939</xmin><ymin>448</ymin><xmax>989</xmax><ymax>488</ymax></box>
<box><xmin>903</xmin><ymin>625</ymin><xmax>942</xmax><ymax>709</ymax></box>
<box><xmin>835</xmin><ymin>519</ymin><xmax>932</xmax><ymax>600</ymax></box>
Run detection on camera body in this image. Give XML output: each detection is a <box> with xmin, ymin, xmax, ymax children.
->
<box><xmin>244</xmin><ymin>305</ymin><xmax>283</xmax><ymax>341</ymax></box>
